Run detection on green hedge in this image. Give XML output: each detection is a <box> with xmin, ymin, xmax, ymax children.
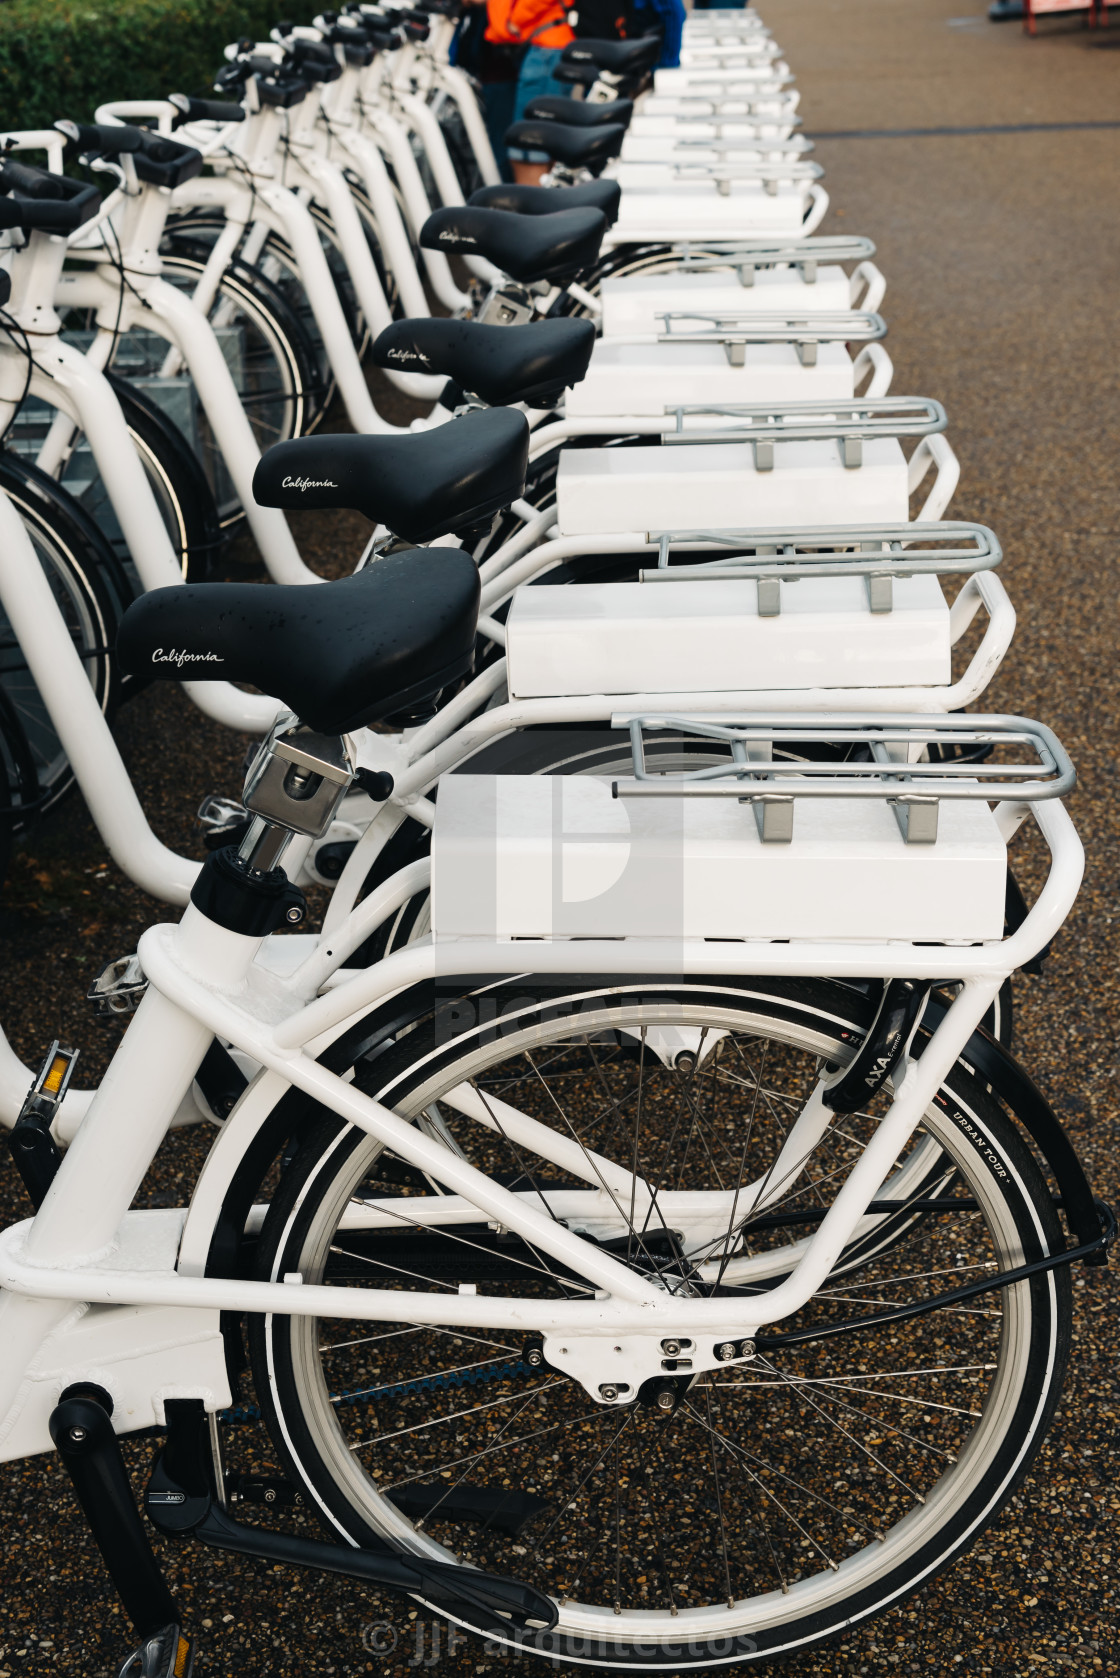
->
<box><xmin>0</xmin><ymin>0</ymin><xmax>322</xmax><ymax>134</ymax></box>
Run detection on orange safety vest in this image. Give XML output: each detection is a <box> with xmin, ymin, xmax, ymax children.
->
<box><xmin>485</xmin><ymin>0</ymin><xmax>574</xmax><ymax>52</ymax></box>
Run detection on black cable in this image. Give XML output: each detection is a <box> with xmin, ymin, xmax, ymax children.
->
<box><xmin>0</xmin><ymin>303</ymin><xmax>35</xmax><ymax>449</ymax></box>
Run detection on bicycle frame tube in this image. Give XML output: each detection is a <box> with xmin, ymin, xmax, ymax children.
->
<box><xmin>364</xmin><ymin>106</ymin><xmax>472</xmax><ymax>312</ymax></box>
<box><xmin>55</xmin><ymin>268</ymin><xmax>315</xmax><ymax>585</ymax></box>
<box><xmin>0</xmin><ymin>492</ymin><xmax>201</xmax><ymax>905</ymax></box>
<box><xmin>0</xmin><ymin>336</ymin><xmax>281</xmax><ymax>733</ymax></box>
<box><xmin>330</xmin><ymin>127</ymin><xmax>433</xmax><ymax>321</ymax></box>
<box><xmin>437</xmin><ymin>64</ymin><xmax>503</xmax><ymax>188</ymax></box>
<box><xmin>169</xmin><ymin>174</ymin><xmax>387</xmax><ymax>435</ymax></box>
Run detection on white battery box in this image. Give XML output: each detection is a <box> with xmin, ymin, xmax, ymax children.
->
<box><xmin>610</xmin><ymin>181</ymin><xmax>812</xmax><ymax>239</ymax></box>
<box><xmin>504</xmin><ymin>574</ymin><xmax>952</xmax><ymax>698</ymax></box>
<box><xmin>431</xmin><ymin>775</ymin><xmax>1007</xmax><ymax>944</ymax></box>
<box><xmin>555</xmin><ymin>437</ymin><xmax>910</xmax><ymax>535</ymax></box>
<box><xmin>599</xmin><ymin>266</ymin><xmax>853</xmax><ymax>337</ymax></box>
<box><xmin>565</xmin><ymin>341</ymin><xmax>854</xmax><ymax>418</ymax></box>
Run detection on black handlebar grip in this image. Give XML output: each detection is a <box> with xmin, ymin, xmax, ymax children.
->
<box><xmin>54</xmin><ymin>120</ymin><xmax>144</xmax><ymax>155</ymax></box>
<box><xmin>168</xmin><ymin>94</ymin><xmax>246</xmax><ymax>127</ymax></box>
<box><xmin>0</xmin><ymin>155</ymin><xmax>72</xmax><ymax>196</ymax></box>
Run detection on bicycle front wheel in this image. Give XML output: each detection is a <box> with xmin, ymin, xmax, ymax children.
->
<box><xmin>249</xmin><ymin>976</ymin><xmax>1070</xmax><ymax>1669</ymax></box>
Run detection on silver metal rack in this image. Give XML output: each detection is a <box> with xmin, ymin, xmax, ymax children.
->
<box><xmin>646</xmin><ymin>105</ymin><xmax>801</xmax><ymax>130</ymax></box>
<box><xmin>666</xmin><ymin>76</ymin><xmax>796</xmax><ymax>98</ymax></box>
<box><xmin>661</xmin><ymin>396</ymin><xmax>947</xmax><ymax>468</ymax></box>
<box><xmin>681</xmin><ymin>49</ymin><xmax>783</xmax><ymax>68</ymax></box>
<box><xmin>636</xmin><ymin>520</ymin><xmax>1001</xmax><ymax>615</ymax></box>
<box><xmin>611</xmin><ymin>714</ymin><xmax>1075</xmax><ymax>845</ymax></box>
<box><xmin>664</xmin><ymin>133</ymin><xmax>814</xmax><ymax>155</ymax></box>
<box><xmin>664</xmin><ymin>158</ymin><xmax>823</xmax><ymax>196</ymax></box>
<box><xmin>655</xmin><ymin>308</ymin><xmax>885</xmax><ymax>366</ymax></box>
<box><xmin>667</xmin><ymin>235</ymin><xmax>875</xmax><ymax>287</ymax></box>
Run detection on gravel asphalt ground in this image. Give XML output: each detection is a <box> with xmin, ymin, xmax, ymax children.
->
<box><xmin>1</xmin><ymin>1</ymin><xmax>1119</xmax><ymax>1673</ymax></box>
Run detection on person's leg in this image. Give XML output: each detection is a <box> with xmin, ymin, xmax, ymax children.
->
<box><xmin>482</xmin><ymin>78</ymin><xmax>518</xmax><ymax>181</ymax></box>
<box><xmin>509</xmin><ymin>45</ymin><xmax>566</xmax><ymax>185</ymax></box>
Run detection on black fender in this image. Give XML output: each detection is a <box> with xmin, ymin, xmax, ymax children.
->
<box><xmin>922</xmin><ymin>996</ymin><xmax>1106</xmax><ymax>1259</ymax></box>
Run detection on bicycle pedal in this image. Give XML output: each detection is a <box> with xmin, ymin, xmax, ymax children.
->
<box><xmin>7</xmin><ymin>1041</ymin><xmax>78</xmax><ymax>1207</ymax></box>
<box><xmin>115</xmin><ymin>1624</ymin><xmax>194</xmax><ymax>1678</ymax></box>
<box><xmin>196</xmin><ymin>793</ymin><xmax>251</xmax><ymax>851</ymax></box>
<box><xmin>87</xmin><ymin>954</ymin><xmax>148</xmax><ymax>1020</ymax></box>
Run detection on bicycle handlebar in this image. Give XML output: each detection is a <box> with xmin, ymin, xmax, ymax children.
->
<box><xmin>0</xmin><ymin>157</ymin><xmax>101</xmax><ymax>232</ymax></box>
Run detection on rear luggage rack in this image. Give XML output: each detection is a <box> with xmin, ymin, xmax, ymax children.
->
<box><xmin>663</xmin><ymin>158</ymin><xmax>824</xmax><ymax>196</ymax></box>
<box><xmin>639</xmin><ymin>519</ymin><xmax>999</xmax><ymax>614</ymax></box>
<box><xmin>663</xmin><ymin>76</ymin><xmax>796</xmax><ymax>98</ymax></box>
<box><xmin>662</xmin><ymin>395</ymin><xmax>946</xmax><ymax>465</ymax></box>
<box><xmin>655</xmin><ymin>307</ymin><xmax>885</xmax><ymax>365</ymax></box>
<box><xmin>611</xmin><ymin>713</ymin><xmax>1073</xmax><ymax>844</ymax></box>
<box><xmin>673</xmin><ymin>236</ymin><xmax>875</xmax><ymax>284</ymax></box>
<box><xmin>663</xmin><ymin>133</ymin><xmax>815</xmax><ymax>155</ymax></box>
<box><xmin>644</xmin><ymin>102</ymin><xmax>801</xmax><ymax>126</ymax></box>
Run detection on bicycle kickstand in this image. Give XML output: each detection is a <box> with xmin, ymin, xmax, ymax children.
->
<box><xmin>48</xmin><ymin>1386</ymin><xmax>195</xmax><ymax>1678</ymax></box>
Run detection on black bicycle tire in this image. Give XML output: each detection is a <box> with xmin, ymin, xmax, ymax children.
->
<box><xmin>0</xmin><ymin>450</ymin><xmax>127</xmax><ymax>811</ymax></box>
<box><xmin>137</xmin><ymin>243</ymin><xmax>322</xmax><ymax>524</ymax></box>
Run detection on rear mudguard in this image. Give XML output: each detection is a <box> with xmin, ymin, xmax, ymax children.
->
<box><xmin>921</xmin><ymin>996</ymin><xmax>1104</xmax><ymax>1258</ymax></box>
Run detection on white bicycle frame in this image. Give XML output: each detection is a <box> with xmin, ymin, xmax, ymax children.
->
<box><xmin>0</xmin><ymin>139</ymin><xmax>280</xmax><ymax>736</ymax></box>
<box><xmin>159</xmin><ymin>97</ymin><xmax>413</xmax><ymax>434</ymax></box>
<box><xmin>31</xmin><ymin>155</ymin><xmax>314</xmax><ymax>586</ymax></box>
<box><xmin>0</xmin><ymin>728</ymin><xmax>1082</xmax><ymax>1459</ymax></box>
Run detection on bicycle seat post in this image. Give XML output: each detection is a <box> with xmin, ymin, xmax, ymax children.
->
<box><xmin>237</xmin><ymin>714</ymin><xmax>355</xmax><ymax>877</ymax></box>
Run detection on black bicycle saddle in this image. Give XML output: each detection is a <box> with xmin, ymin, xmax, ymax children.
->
<box><xmin>251</xmin><ymin>407</ymin><xmax>530</xmax><ymax>544</ymax></box>
<box><xmin>522</xmin><ymin>95</ymin><xmax>633</xmax><ymax>129</ymax></box>
<box><xmin>116</xmin><ymin>549</ymin><xmax>481</xmax><ymax>734</ymax></box>
<box><xmin>468</xmin><ymin>178</ymin><xmax>621</xmax><ymax>227</ymax></box>
<box><xmin>421</xmin><ymin>205</ymin><xmax>607</xmax><ymax>285</ymax></box>
<box><xmin>372</xmin><ymin>317</ymin><xmax>595</xmax><ymax>407</ymax></box>
<box><xmin>503</xmin><ymin>119</ymin><xmax>626</xmax><ymax>175</ymax></box>
<box><xmin>561</xmin><ymin>36</ymin><xmax>662</xmax><ymax>76</ymax></box>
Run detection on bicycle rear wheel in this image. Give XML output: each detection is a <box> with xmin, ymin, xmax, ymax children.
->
<box><xmin>249</xmin><ymin>975</ymin><xmax>1070</xmax><ymax>1668</ymax></box>
<box><xmin>63</xmin><ymin>247</ymin><xmax>319</xmax><ymax>529</ymax></box>
<box><xmin>163</xmin><ymin>204</ymin><xmax>377</xmax><ymax>426</ymax></box>
<box><xmin>7</xmin><ymin>374</ymin><xmax>223</xmax><ymax>583</ymax></box>
<box><xmin>0</xmin><ymin>454</ymin><xmax>127</xmax><ymax>811</ymax></box>
<box><xmin>0</xmin><ymin>683</ymin><xmax>39</xmax><ymax>882</ymax></box>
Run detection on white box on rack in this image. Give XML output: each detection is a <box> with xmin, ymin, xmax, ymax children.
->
<box><xmin>610</xmin><ymin>181</ymin><xmax>811</xmax><ymax>238</ymax></box>
<box><xmin>555</xmin><ymin>438</ymin><xmax>910</xmax><ymax>535</ymax></box>
<box><xmin>431</xmin><ymin>775</ymin><xmax>1007</xmax><ymax>944</ymax></box>
<box><xmin>654</xmin><ymin>66</ymin><xmax>786</xmax><ymax>89</ymax></box>
<box><xmin>565</xmin><ymin>341</ymin><xmax>854</xmax><ymax>417</ymax></box>
<box><xmin>505</xmin><ymin>574</ymin><xmax>952</xmax><ymax>698</ymax></box>
<box><xmin>599</xmin><ymin>267</ymin><xmax>853</xmax><ymax>336</ymax></box>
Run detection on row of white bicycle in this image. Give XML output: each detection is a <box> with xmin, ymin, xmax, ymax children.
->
<box><xmin>0</xmin><ymin>7</ymin><xmax>1108</xmax><ymax>1677</ymax></box>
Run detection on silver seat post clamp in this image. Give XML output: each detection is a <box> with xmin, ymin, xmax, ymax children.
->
<box><xmin>238</xmin><ymin>714</ymin><xmax>357</xmax><ymax>874</ymax></box>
